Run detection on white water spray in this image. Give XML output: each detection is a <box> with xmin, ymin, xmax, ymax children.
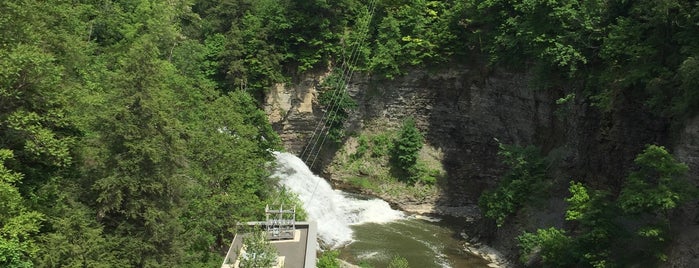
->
<box><xmin>272</xmin><ymin>152</ymin><xmax>404</xmax><ymax>248</ymax></box>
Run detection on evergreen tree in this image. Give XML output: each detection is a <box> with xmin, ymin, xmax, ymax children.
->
<box><xmin>90</xmin><ymin>36</ymin><xmax>188</xmax><ymax>266</ymax></box>
<box><xmin>393</xmin><ymin>118</ymin><xmax>423</xmax><ymax>173</ymax></box>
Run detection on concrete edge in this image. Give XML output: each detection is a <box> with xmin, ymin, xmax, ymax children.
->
<box><xmin>304</xmin><ymin>221</ymin><xmax>317</xmax><ymax>268</ymax></box>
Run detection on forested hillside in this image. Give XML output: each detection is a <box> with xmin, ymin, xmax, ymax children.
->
<box><xmin>2</xmin><ymin>0</ymin><xmax>698</xmax><ymax>267</ymax></box>
<box><xmin>1</xmin><ymin>0</ymin><xmax>286</xmax><ymax>266</ymax></box>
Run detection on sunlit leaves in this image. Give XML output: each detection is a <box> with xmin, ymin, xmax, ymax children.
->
<box><xmin>239</xmin><ymin>229</ymin><xmax>278</xmax><ymax>268</ymax></box>
<box><xmin>619</xmin><ymin>145</ymin><xmax>691</xmax><ymax>215</ymax></box>
<box><xmin>471</xmin><ymin>0</ymin><xmax>605</xmax><ymax>73</ymax></box>
<box><xmin>518</xmin><ymin>227</ymin><xmax>572</xmax><ymax>267</ymax></box>
<box><xmin>0</xmin><ymin>150</ymin><xmax>43</xmax><ymax>268</ymax></box>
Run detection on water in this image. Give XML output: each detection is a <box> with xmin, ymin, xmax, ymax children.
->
<box><xmin>341</xmin><ymin>217</ymin><xmax>491</xmax><ymax>268</ymax></box>
<box><xmin>272</xmin><ymin>152</ymin><xmax>491</xmax><ymax>267</ymax></box>
<box><xmin>273</xmin><ymin>152</ymin><xmax>404</xmax><ymax>247</ymax></box>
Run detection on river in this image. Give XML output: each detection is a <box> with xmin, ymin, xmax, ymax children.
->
<box><xmin>272</xmin><ymin>152</ymin><xmax>492</xmax><ymax>268</ymax></box>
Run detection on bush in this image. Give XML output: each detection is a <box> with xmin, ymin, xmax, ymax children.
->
<box><xmin>391</xmin><ymin>118</ymin><xmax>423</xmax><ymax>182</ymax></box>
<box><xmin>239</xmin><ymin>229</ymin><xmax>278</xmax><ymax>268</ymax></box>
<box><xmin>409</xmin><ymin>162</ymin><xmax>438</xmax><ymax>186</ymax></box>
<box><xmin>352</xmin><ymin>135</ymin><xmax>370</xmax><ymax>159</ymax></box>
<box><xmin>478</xmin><ymin>144</ymin><xmax>548</xmax><ymax>226</ymax></box>
<box><xmin>317</xmin><ymin>250</ymin><xmax>340</xmax><ymax>268</ymax></box>
<box><xmin>518</xmin><ymin>228</ymin><xmax>573</xmax><ymax>267</ymax></box>
<box><xmin>370</xmin><ymin>133</ymin><xmax>393</xmax><ymax>157</ymax></box>
<box><xmin>318</xmin><ymin>70</ymin><xmax>357</xmax><ymax>143</ymax></box>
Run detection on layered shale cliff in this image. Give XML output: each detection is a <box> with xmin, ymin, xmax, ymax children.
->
<box><xmin>264</xmin><ymin>64</ymin><xmax>699</xmax><ymax>267</ymax></box>
<box><xmin>265</xmin><ymin>65</ymin><xmax>556</xmax><ymax>205</ymax></box>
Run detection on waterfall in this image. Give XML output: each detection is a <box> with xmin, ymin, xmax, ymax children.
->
<box><xmin>272</xmin><ymin>152</ymin><xmax>404</xmax><ymax>248</ymax></box>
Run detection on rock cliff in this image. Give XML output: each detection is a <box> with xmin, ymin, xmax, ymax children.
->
<box><xmin>266</xmin><ymin>65</ymin><xmax>556</xmax><ymax>206</ymax></box>
<box><xmin>264</xmin><ymin>64</ymin><xmax>698</xmax><ymax>267</ymax></box>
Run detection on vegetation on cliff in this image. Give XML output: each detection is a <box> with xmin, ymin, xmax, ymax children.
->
<box><xmin>481</xmin><ymin>144</ymin><xmax>695</xmax><ymax>267</ymax></box>
<box><xmin>479</xmin><ymin>144</ymin><xmax>549</xmax><ymax>227</ymax></box>
<box><xmin>327</xmin><ymin>118</ymin><xmax>442</xmax><ymax>202</ymax></box>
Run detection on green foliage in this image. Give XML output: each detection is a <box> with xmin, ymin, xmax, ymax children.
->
<box><xmin>348</xmin><ymin>176</ymin><xmax>377</xmax><ymax>191</ymax></box>
<box><xmin>518</xmin><ymin>181</ymin><xmax>617</xmax><ymax>267</ymax></box>
<box><xmin>565</xmin><ymin>182</ymin><xmax>618</xmax><ymax>267</ymax></box>
<box><xmin>318</xmin><ymin>71</ymin><xmax>358</xmax><ymax>143</ymax></box>
<box><xmin>619</xmin><ymin>145</ymin><xmax>692</xmax><ymax>215</ymax></box>
<box><xmin>369</xmin><ymin>133</ymin><xmax>394</xmax><ymax>157</ymax></box>
<box><xmin>616</xmin><ymin>145</ymin><xmax>693</xmax><ymax>263</ymax></box>
<box><xmin>465</xmin><ymin>0</ymin><xmax>605</xmax><ymax>73</ymax></box>
<box><xmin>353</xmin><ymin>135</ymin><xmax>370</xmax><ymax>159</ymax></box>
<box><xmin>518</xmin><ymin>227</ymin><xmax>573</xmax><ymax>267</ymax></box>
<box><xmin>273</xmin><ymin>188</ymin><xmax>308</xmax><ymax>221</ymax></box>
<box><xmin>391</xmin><ymin>118</ymin><xmax>424</xmax><ymax>182</ymax></box>
<box><xmin>479</xmin><ymin>144</ymin><xmax>548</xmax><ymax>226</ymax></box>
<box><xmin>519</xmin><ymin>145</ymin><xmax>695</xmax><ymax>267</ymax></box>
<box><xmin>0</xmin><ymin>150</ymin><xmax>43</xmax><ymax>268</ymax></box>
<box><xmin>369</xmin><ymin>0</ymin><xmax>460</xmax><ymax>78</ymax></box>
<box><xmin>239</xmin><ymin>229</ymin><xmax>278</xmax><ymax>268</ymax></box>
<box><xmin>194</xmin><ymin>0</ymin><xmax>470</xmax><ymax>85</ymax></box>
<box><xmin>463</xmin><ymin>0</ymin><xmax>699</xmax><ymax>118</ymax></box>
<box><xmin>197</xmin><ymin>0</ymin><xmax>356</xmax><ymax>93</ymax></box>
<box><xmin>317</xmin><ymin>250</ymin><xmax>341</xmax><ymax>268</ymax></box>
<box><xmin>354</xmin><ymin>133</ymin><xmax>395</xmax><ymax>160</ymax></box>
<box><xmin>387</xmin><ymin>255</ymin><xmax>410</xmax><ymax>268</ymax></box>
<box><xmin>409</xmin><ymin>162</ymin><xmax>439</xmax><ymax>186</ymax></box>
<box><xmin>0</xmin><ymin>0</ymin><xmax>284</xmax><ymax>266</ymax></box>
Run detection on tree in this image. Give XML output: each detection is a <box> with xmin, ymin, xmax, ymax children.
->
<box><xmin>518</xmin><ymin>145</ymin><xmax>695</xmax><ymax>267</ymax></box>
<box><xmin>318</xmin><ymin>70</ymin><xmax>358</xmax><ymax>143</ymax></box>
<box><xmin>89</xmin><ymin>35</ymin><xmax>188</xmax><ymax>267</ymax></box>
<box><xmin>239</xmin><ymin>229</ymin><xmax>278</xmax><ymax>268</ymax></box>
<box><xmin>617</xmin><ymin>145</ymin><xmax>694</xmax><ymax>262</ymax></box>
<box><xmin>317</xmin><ymin>250</ymin><xmax>340</xmax><ymax>268</ymax></box>
<box><xmin>392</xmin><ymin>117</ymin><xmax>423</xmax><ymax>179</ymax></box>
<box><xmin>619</xmin><ymin>145</ymin><xmax>691</xmax><ymax>215</ymax></box>
<box><xmin>518</xmin><ymin>227</ymin><xmax>573</xmax><ymax>267</ymax></box>
<box><xmin>479</xmin><ymin>144</ymin><xmax>548</xmax><ymax>226</ymax></box>
<box><xmin>0</xmin><ymin>150</ymin><xmax>43</xmax><ymax>268</ymax></box>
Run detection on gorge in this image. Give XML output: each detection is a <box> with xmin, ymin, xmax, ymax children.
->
<box><xmin>265</xmin><ymin>64</ymin><xmax>699</xmax><ymax>267</ymax></box>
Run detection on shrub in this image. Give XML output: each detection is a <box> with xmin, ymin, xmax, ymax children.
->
<box><xmin>317</xmin><ymin>250</ymin><xmax>340</xmax><ymax>268</ymax></box>
<box><xmin>391</xmin><ymin>118</ymin><xmax>423</xmax><ymax>182</ymax></box>
<box><xmin>239</xmin><ymin>229</ymin><xmax>278</xmax><ymax>268</ymax></box>
<box><xmin>478</xmin><ymin>144</ymin><xmax>548</xmax><ymax>226</ymax></box>
<box><xmin>318</xmin><ymin>70</ymin><xmax>357</xmax><ymax>143</ymax></box>
<box><xmin>370</xmin><ymin>133</ymin><xmax>393</xmax><ymax>157</ymax></box>
<box><xmin>518</xmin><ymin>228</ymin><xmax>573</xmax><ymax>267</ymax></box>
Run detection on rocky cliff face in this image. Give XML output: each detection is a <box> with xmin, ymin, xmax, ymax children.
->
<box><xmin>666</xmin><ymin>115</ymin><xmax>699</xmax><ymax>268</ymax></box>
<box><xmin>264</xmin><ymin>65</ymin><xmax>698</xmax><ymax>267</ymax></box>
<box><xmin>266</xmin><ymin>65</ymin><xmax>557</xmax><ymax>205</ymax></box>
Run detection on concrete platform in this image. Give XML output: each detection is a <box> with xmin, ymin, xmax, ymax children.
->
<box><xmin>222</xmin><ymin>221</ymin><xmax>317</xmax><ymax>268</ymax></box>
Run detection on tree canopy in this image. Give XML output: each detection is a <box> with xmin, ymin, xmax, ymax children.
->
<box><xmin>2</xmin><ymin>0</ymin><xmax>698</xmax><ymax>266</ymax></box>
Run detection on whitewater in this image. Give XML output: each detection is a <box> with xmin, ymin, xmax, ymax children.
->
<box><xmin>271</xmin><ymin>152</ymin><xmax>404</xmax><ymax>248</ymax></box>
